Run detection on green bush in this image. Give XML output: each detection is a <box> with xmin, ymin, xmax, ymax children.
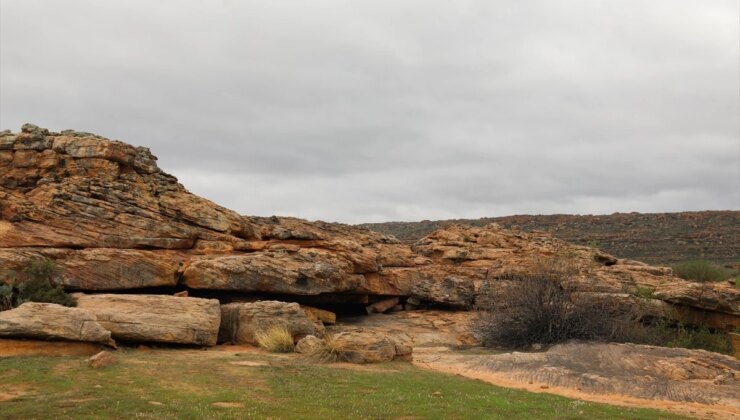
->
<box><xmin>12</xmin><ymin>259</ymin><xmax>76</xmax><ymax>308</ymax></box>
<box><xmin>618</xmin><ymin>319</ymin><xmax>732</xmax><ymax>355</ymax></box>
<box><xmin>673</xmin><ymin>260</ymin><xmax>729</xmax><ymax>282</ymax></box>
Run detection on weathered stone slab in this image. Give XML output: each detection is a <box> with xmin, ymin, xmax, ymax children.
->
<box><xmin>74</xmin><ymin>294</ymin><xmax>221</xmax><ymax>346</ymax></box>
<box><xmin>0</xmin><ymin>302</ymin><xmax>112</xmax><ymax>343</ymax></box>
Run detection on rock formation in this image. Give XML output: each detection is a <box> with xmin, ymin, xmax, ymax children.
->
<box><xmin>73</xmin><ymin>294</ymin><xmax>221</xmax><ymax>346</ymax></box>
<box><xmin>0</xmin><ymin>124</ymin><xmax>738</xmax><ymax>349</ymax></box>
<box><xmin>0</xmin><ymin>302</ymin><xmax>112</xmax><ymax>343</ymax></box>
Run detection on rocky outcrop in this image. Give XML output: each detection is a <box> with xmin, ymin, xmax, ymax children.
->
<box><xmin>418</xmin><ymin>342</ymin><xmax>740</xmax><ymax>408</ymax></box>
<box><xmin>0</xmin><ymin>302</ymin><xmax>112</xmax><ymax>343</ymax></box>
<box><xmin>0</xmin><ymin>124</ymin><xmax>254</xmax><ymax>250</ymax></box>
<box><xmin>360</xmin><ymin>211</ymin><xmax>740</xmax><ymax>264</ymax></box>
<box><xmin>218</xmin><ymin>301</ymin><xmax>321</xmax><ymax>344</ymax></box>
<box><xmin>73</xmin><ymin>294</ymin><xmax>221</xmax><ymax>346</ymax></box>
<box><xmin>1</xmin><ymin>124</ymin><xmax>737</xmax><ymax>334</ymax></box>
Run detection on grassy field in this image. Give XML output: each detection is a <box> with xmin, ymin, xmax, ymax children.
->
<box><xmin>0</xmin><ymin>347</ymin><xmax>685</xmax><ymax>420</ymax></box>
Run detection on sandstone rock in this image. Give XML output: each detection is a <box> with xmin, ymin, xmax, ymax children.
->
<box><xmin>74</xmin><ymin>294</ymin><xmax>220</xmax><ymax>346</ymax></box>
<box><xmin>0</xmin><ymin>302</ymin><xmax>112</xmax><ymax>343</ymax></box>
<box><xmin>295</xmin><ymin>335</ymin><xmax>324</xmax><ymax>354</ymax></box>
<box><xmin>411</xmin><ymin>275</ymin><xmax>474</xmax><ymax>308</ymax></box>
<box><xmin>1</xmin><ymin>126</ymin><xmax>737</xmax><ymax>333</ymax></box>
<box><xmin>218</xmin><ymin>301</ymin><xmax>320</xmax><ymax>345</ymax></box>
<box><xmin>417</xmin><ymin>342</ymin><xmax>740</xmax><ymax>408</ymax></box>
<box><xmin>653</xmin><ymin>281</ymin><xmax>740</xmax><ymax>315</ymax></box>
<box><xmin>0</xmin><ymin>125</ymin><xmax>254</xmax><ymax>249</ymax></box>
<box><xmin>183</xmin><ymin>250</ymin><xmax>362</xmax><ymax>295</ymax></box>
<box><xmin>366</xmin><ymin>297</ymin><xmax>400</xmax><ymax>314</ymax></box>
<box><xmin>88</xmin><ymin>350</ymin><xmax>117</xmax><ymax>368</ymax></box>
<box><xmin>55</xmin><ymin>249</ymin><xmax>183</xmax><ymax>290</ymax></box>
<box><xmin>301</xmin><ymin>305</ymin><xmax>336</xmax><ymax>325</ymax></box>
<box><xmin>328</xmin><ymin>330</ymin><xmax>412</xmax><ymax>363</ymax></box>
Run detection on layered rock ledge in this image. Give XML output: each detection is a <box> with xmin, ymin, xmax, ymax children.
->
<box><xmin>1</xmin><ymin>124</ymin><xmax>738</xmax><ymax>345</ymax></box>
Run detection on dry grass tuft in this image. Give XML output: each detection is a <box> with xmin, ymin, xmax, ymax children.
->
<box><xmin>254</xmin><ymin>325</ymin><xmax>294</xmax><ymax>353</ymax></box>
<box><xmin>305</xmin><ymin>335</ymin><xmax>351</xmax><ymax>363</ymax></box>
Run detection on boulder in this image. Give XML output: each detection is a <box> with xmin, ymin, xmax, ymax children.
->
<box><xmin>653</xmin><ymin>281</ymin><xmax>740</xmax><ymax>315</ymax></box>
<box><xmin>74</xmin><ymin>294</ymin><xmax>220</xmax><ymax>346</ymax></box>
<box><xmin>411</xmin><ymin>275</ymin><xmax>475</xmax><ymax>308</ymax></box>
<box><xmin>329</xmin><ymin>330</ymin><xmax>413</xmax><ymax>363</ymax></box>
<box><xmin>218</xmin><ymin>301</ymin><xmax>321</xmax><ymax>345</ymax></box>
<box><xmin>295</xmin><ymin>335</ymin><xmax>324</xmax><ymax>354</ymax></box>
<box><xmin>0</xmin><ymin>302</ymin><xmax>112</xmax><ymax>343</ymax></box>
<box><xmin>88</xmin><ymin>350</ymin><xmax>117</xmax><ymax>368</ymax></box>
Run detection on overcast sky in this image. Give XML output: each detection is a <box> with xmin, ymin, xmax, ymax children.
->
<box><xmin>1</xmin><ymin>0</ymin><xmax>738</xmax><ymax>223</ymax></box>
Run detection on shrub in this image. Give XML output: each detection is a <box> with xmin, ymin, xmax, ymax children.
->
<box><xmin>14</xmin><ymin>259</ymin><xmax>76</xmax><ymax>307</ymax></box>
<box><xmin>633</xmin><ymin>286</ymin><xmax>655</xmax><ymax>299</ymax></box>
<box><xmin>474</xmin><ymin>262</ymin><xmax>638</xmax><ymax>349</ymax></box>
<box><xmin>673</xmin><ymin>260</ymin><xmax>729</xmax><ymax>283</ymax></box>
<box><xmin>617</xmin><ymin>319</ymin><xmax>732</xmax><ymax>354</ymax></box>
<box><xmin>0</xmin><ymin>284</ymin><xmax>13</xmax><ymax>311</ymax></box>
<box><xmin>254</xmin><ymin>325</ymin><xmax>295</xmax><ymax>353</ymax></box>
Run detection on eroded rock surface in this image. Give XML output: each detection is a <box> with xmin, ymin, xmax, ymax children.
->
<box><xmin>415</xmin><ymin>342</ymin><xmax>740</xmax><ymax>412</ymax></box>
<box><xmin>0</xmin><ymin>302</ymin><xmax>112</xmax><ymax>343</ymax></box>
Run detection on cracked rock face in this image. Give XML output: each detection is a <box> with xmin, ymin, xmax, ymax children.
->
<box><xmin>0</xmin><ymin>124</ymin><xmax>738</xmax><ymax>334</ymax></box>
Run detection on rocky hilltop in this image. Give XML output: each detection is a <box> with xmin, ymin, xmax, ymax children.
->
<box><xmin>1</xmin><ymin>124</ymin><xmax>738</xmax><ymax>348</ymax></box>
<box><xmin>360</xmin><ymin>212</ymin><xmax>740</xmax><ymax>264</ymax></box>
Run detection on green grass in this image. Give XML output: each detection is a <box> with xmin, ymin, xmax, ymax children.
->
<box><xmin>672</xmin><ymin>260</ymin><xmax>731</xmax><ymax>283</ymax></box>
<box><xmin>0</xmin><ymin>349</ymin><xmax>685</xmax><ymax>419</ymax></box>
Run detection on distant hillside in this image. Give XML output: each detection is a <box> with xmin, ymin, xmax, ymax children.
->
<box><xmin>359</xmin><ymin>211</ymin><xmax>740</xmax><ymax>264</ymax></box>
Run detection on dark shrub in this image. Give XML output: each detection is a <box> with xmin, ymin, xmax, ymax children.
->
<box><xmin>474</xmin><ymin>261</ymin><xmax>637</xmax><ymax>349</ymax></box>
<box><xmin>13</xmin><ymin>259</ymin><xmax>76</xmax><ymax>307</ymax></box>
<box><xmin>0</xmin><ymin>284</ymin><xmax>13</xmax><ymax>311</ymax></box>
<box><xmin>673</xmin><ymin>260</ymin><xmax>729</xmax><ymax>282</ymax></box>
<box><xmin>474</xmin><ymin>259</ymin><xmax>733</xmax><ymax>354</ymax></box>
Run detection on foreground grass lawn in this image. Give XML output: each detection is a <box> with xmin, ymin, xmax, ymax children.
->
<box><xmin>0</xmin><ymin>348</ymin><xmax>684</xmax><ymax>419</ymax></box>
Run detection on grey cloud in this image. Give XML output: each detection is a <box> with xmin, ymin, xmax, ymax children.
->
<box><xmin>1</xmin><ymin>0</ymin><xmax>738</xmax><ymax>223</ymax></box>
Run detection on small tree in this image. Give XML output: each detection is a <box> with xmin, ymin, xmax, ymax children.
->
<box><xmin>12</xmin><ymin>259</ymin><xmax>76</xmax><ymax>307</ymax></box>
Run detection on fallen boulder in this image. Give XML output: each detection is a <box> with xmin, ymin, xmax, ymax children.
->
<box><xmin>0</xmin><ymin>302</ymin><xmax>112</xmax><ymax>343</ymax></box>
<box><xmin>218</xmin><ymin>300</ymin><xmax>321</xmax><ymax>345</ymax></box>
<box><xmin>328</xmin><ymin>330</ymin><xmax>413</xmax><ymax>363</ymax></box>
<box><xmin>74</xmin><ymin>294</ymin><xmax>220</xmax><ymax>346</ymax></box>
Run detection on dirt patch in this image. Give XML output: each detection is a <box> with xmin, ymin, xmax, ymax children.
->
<box><xmin>0</xmin><ymin>339</ymin><xmax>103</xmax><ymax>358</ymax></box>
<box><xmin>211</xmin><ymin>402</ymin><xmax>244</xmax><ymax>408</ymax></box>
<box><xmin>414</xmin><ymin>344</ymin><xmax>740</xmax><ymax>419</ymax></box>
<box><xmin>326</xmin><ymin>362</ymin><xmax>401</xmax><ymax>373</ymax></box>
<box><xmin>0</xmin><ymin>384</ymin><xmax>32</xmax><ymax>402</ymax></box>
<box><xmin>230</xmin><ymin>361</ymin><xmax>268</xmax><ymax>367</ymax></box>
